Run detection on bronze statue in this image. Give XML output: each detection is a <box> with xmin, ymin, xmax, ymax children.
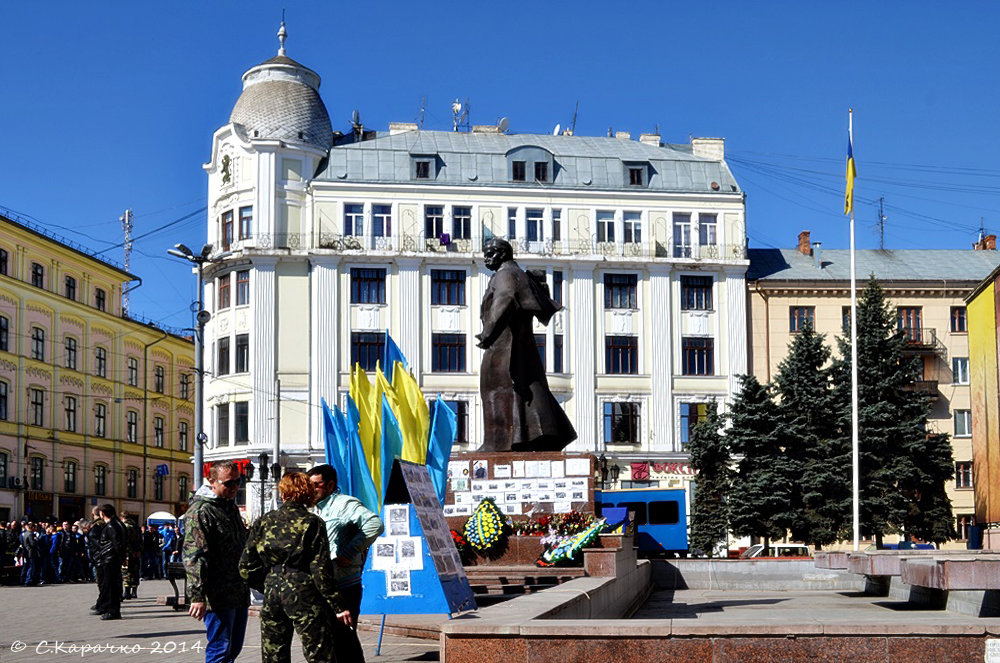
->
<box><xmin>476</xmin><ymin>239</ymin><xmax>577</xmax><ymax>452</ymax></box>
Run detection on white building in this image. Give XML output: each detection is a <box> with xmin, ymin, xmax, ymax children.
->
<box><xmin>200</xmin><ymin>28</ymin><xmax>749</xmax><ymax>517</ymax></box>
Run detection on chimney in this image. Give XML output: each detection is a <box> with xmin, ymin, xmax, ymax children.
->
<box><xmin>388</xmin><ymin>122</ymin><xmax>418</xmax><ymax>135</ymax></box>
<box><xmin>798</xmin><ymin>231</ymin><xmax>812</xmax><ymax>256</ymax></box>
<box><xmin>812</xmin><ymin>242</ymin><xmax>823</xmax><ymax>268</ymax></box>
<box><xmin>639</xmin><ymin>133</ymin><xmax>661</xmax><ymax>146</ymax></box>
<box><xmin>691</xmin><ymin>137</ymin><xmax>725</xmax><ymax>160</ymax></box>
<box><xmin>974</xmin><ymin>234</ymin><xmax>997</xmax><ymax>251</ymax></box>
<box><xmin>615</xmin><ymin>131</ymin><xmax>631</xmax><ymax>141</ymax></box>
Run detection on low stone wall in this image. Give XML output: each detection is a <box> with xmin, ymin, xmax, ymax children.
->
<box><xmin>652</xmin><ymin>559</ymin><xmax>864</xmax><ymax>592</ymax></box>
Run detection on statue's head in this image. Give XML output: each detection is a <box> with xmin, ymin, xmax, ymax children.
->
<box><xmin>483</xmin><ymin>238</ymin><xmax>514</xmax><ymax>271</ymax></box>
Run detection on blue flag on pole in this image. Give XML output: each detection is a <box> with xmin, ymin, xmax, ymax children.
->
<box><xmin>321</xmin><ymin>398</ymin><xmax>350</xmax><ymax>491</ymax></box>
<box><xmin>345</xmin><ymin>395</ymin><xmax>380</xmax><ymax>514</ymax></box>
<box><xmin>426</xmin><ymin>397</ymin><xmax>457</xmax><ymax>505</ymax></box>
<box><xmin>383</xmin><ymin>331</ymin><xmax>408</xmax><ymax>384</ymax></box>
<box><xmin>380</xmin><ymin>394</ymin><xmax>404</xmax><ymax>511</ymax></box>
<box><xmin>331</xmin><ymin>405</ymin><xmax>356</xmax><ymax>500</ymax></box>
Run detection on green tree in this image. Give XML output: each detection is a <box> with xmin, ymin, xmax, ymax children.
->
<box><xmin>832</xmin><ymin>277</ymin><xmax>954</xmax><ymax>545</ymax></box>
<box><xmin>772</xmin><ymin>324</ymin><xmax>851</xmax><ymax>547</ymax></box>
<box><xmin>727</xmin><ymin>375</ymin><xmax>792</xmax><ymax>549</ymax></box>
<box><xmin>687</xmin><ymin>404</ymin><xmax>731</xmax><ymax>557</ymax></box>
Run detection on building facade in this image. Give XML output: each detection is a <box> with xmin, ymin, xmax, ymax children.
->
<box><xmin>747</xmin><ymin>231</ymin><xmax>1000</xmax><ymax>548</ymax></box>
<box><xmin>199</xmin><ymin>32</ymin><xmax>749</xmax><ymax>518</ymax></box>
<box><xmin>0</xmin><ymin>209</ymin><xmax>195</xmax><ymax>523</ymax></box>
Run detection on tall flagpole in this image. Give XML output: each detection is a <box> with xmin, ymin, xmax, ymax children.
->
<box><xmin>847</xmin><ymin>108</ymin><xmax>861</xmax><ymax>551</ymax></box>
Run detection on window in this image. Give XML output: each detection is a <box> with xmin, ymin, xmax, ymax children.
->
<box><xmin>239</xmin><ymin>206</ymin><xmax>253</xmax><ymax>239</ymax></box>
<box><xmin>628</xmin><ymin>166</ymin><xmax>645</xmax><ymax>187</ymax></box>
<box><xmin>552</xmin><ymin>209</ymin><xmax>562</xmax><ymax>242</ymax></box>
<box><xmin>221</xmin><ymin>210</ymin><xmax>234</xmax><ymax>250</ymax></box>
<box><xmin>604</xmin><ymin>274</ymin><xmax>637</xmax><ymax>309</ymax></box>
<box><xmin>29</xmin><ymin>388</ymin><xmax>44</xmax><ymax>426</ymax></box>
<box><xmin>681</xmin><ymin>276</ymin><xmax>713</xmax><ymax>310</ymax></box>
<box><xmin>553</xmin><ymin>334</ymin><xmax>564</xmax><ymax>373</ymax></box>
<box><xmin>0</xmin><ymin>249</ymin><xmax>6</xmax><ymax>275</ymax></box>
<box><xmin>179</xmin><ymin>421</ymin><xmax>189</xmax><ymax>451</ymax></box>
<box><xmin>680</xmin><ymin>403</ymin><xmax>711</xmax><ymax>446</ymax></box>
<box><xmin>373</xmin><ymin>205</ymin><xmax>392</xmax><ymax>237</ymax></box>
<box><xmin>432</xmin><ymin>333</ymin><xmax>466</xmax><ymax>372</ymax></box>
<box><xmin>64</xmin><ymin>275</ymin><xmax>76</xmax><ymax>300</ymax></box>
<box><xmin>180</xmin><ymin>373</ymin><xmax>190</xmax><ymax>400</ymax></box>
<box><xmin>127</xmin><ymin>357</ymin><xmax>138</xmax><ymax>386</ymax></box>
<box><xmin>350</xmin><ymin>268</ymin><xmax>386</xmax><ymax>304</ymax></box>
<box><xmin>526</xmin><ymin>209</ymin><xmax>543</xmax><ymax>242</ymax></box>
<box><xmin>350</xmin><ymin>332</ymin><xmax>385</xmax><ymax>371</ymax></box>
<box><xmin>444</xmin><ymin>400</ymin><xmax>469</xmax><ymax>446</ymax></box>
<box><xmin>699</xmin><ymin>214</ymin><xmax>718</xmax><ymax>246</ymax></box>
<box><xmin>64</xmin><ymin>461</ymin><xmax>77</xmax><ymax>493</ymax></box>
<box><xmin>95</xmin><ymin>403</ymin><xmax>107</xmax><ymax>438</ymax></box>
<box><xmin>604</xmin><ymin>402</ymin><xmax>640</xmax><ymax>445</ymax></box>
<box><xmin>153</xmin><ymin>474</ymin><xmax>164</xmax><ymax>501</ymax></box>
<box><xmin>957</xmin><ymin>514</ymin><xmax>975</xmax><ymax>540</ymax></box>
<box><xmin>64</xmin><ymin>396</ymin><xmax>77</xmax><ymax>432</ymax></box>
<box><xmin>597</xmin><ymin>210</ymin><xmax>615</xmax><ymax>243</ymax></box>
<box><xmin>431</xmin><ymin>270</ymin><xmax>466</xmax><ymax>306</ymax></box>
<box><xmin>64</xmin><ymin>337</ymin><xmax>76</xmax><ymax>369</ymax></box>
<box><xmin>425</xmin><ymin>205</ymin><xmax>444</xmax><ymax>239</ymax></box>
<box><xmin>512</xmin><ymin>161</ymin><xmax>526</xmax><ymax>182</ymax></box>
<box><xmin>673</xmin><ymin>213</ymin><xmax>692</xmax><ymax>257</ymax></box>
<box><xmin>154</xmin><ymin>416</ymin><xmax>164</xmax><ymax>448</ymax></box>
<box><xmin>235</xmin><ymin>334</ymin><xmax>249</xmax><ymax>373</ymax></box>
<box><xmin>535</xmin><ymin>334</ymin><xmax>546</xmax><ymax>368</ymax></box>
<box><xmin>95</xmin><ymin>288</ymin><xmax>106</xmax><ymax>312</ymax></box>
<box><xmin>217</xmin><ymin>337</ymin><xmax>230</xmax><ymax>376</ymax></box>
<box><xmin>452</xmin><ymin>206</ymin><xmax>471</xmax><ymax>240</ymax></box>
<box><xmin>125</xmin><ymin>469</ymin><xmax>136</xmax><ymax>499</ymax></box>
<box><xmin>951</xmin><ymin>306</ymin><xmax>968</xmax><ymax>333</ymax></box>
<box><xmin>789</xmin><ymin>306</ymin><xmax>815</xmax><ymax>333</ymax></box>
<box><xmin>31</xmin><ymin>262</ymin><xmax>44</xmax><ymax>288</ymax></box>
<box><xmin>897</xmin><ymin>307</ymin><xmax>923</xmax><ymax>343</ymax></box>
<box><xmin>953</xmin><ymin>357</ymin><xmax>970</xmax><ymax>385</ymax></box>
<box><xmin>126</xmin><ymin>411</ymin><xmax>138</xmax><ymax>443</ymax></box>
<box><xmin>534</xmin><ymin>161</ymin><xmax>548</xmax><ymax>183</ymax></box>
<box><xmin>623</xmin><ymin>211</ymin><xmax>641</xmax><ymax>244</ymax></box>
<box><xmin>30</xmin><ymin>457</ymin><xmax>44</xmax><ymax>490</ymax></box>
<box><xmin>507</xmin><ymin>208</ymin><xmax>517</xmax><ymax>239</ymax></box>
<box><xmin>154</xmin><ymin>365</ymin><xmax>165</xmax><ymax>392</ymax></box>
<box><xmin>178</xmin><ymin>476</ymin><xmax>189</xmax><ymax>499</ymax></box>
<box><xmin>236</xmin><ymin>270</ymin><xmax>250</xmax><ymax>306</ymax></box>
<box><xmin>235</xmin><ymin>402</ymin><xmax>249</xmax><ymax>444</ymax></box>
<box><xmin>0</xmin><ymin>316</ymin><xmax>8</xmax><ymax>351</ymax></box>
<box><xmin>552</xmin><ymin>271</ymin><xmax>563</xmax><ymax>306</ymax></box>
<box><xmin>682</xmin><ymin>337</ymin><xmax>714</xmax><ymax>375</ymax></box>
<box><xmin>0</xmin><ymin>381</ymin><xmax>7</xmax><ymax>420</ymax></box>
<box><xmin>31</xmin><ymin>327</ymin><xmax>45</xmax><ymax>361</ymax></box>
<box><xmin>606</xmin><ymin>336</ymin><xmax>639</xmax><ymax>374</ymax></box>
<box><xmin>344</xmin><ymin>203</ymin><xmax>364</xmax><ymax>237</ymax></box>
<box><xmin>955</xmin><ymin>409</ymin><xmax>972</xmax><ymax>437</ymax></box>
<box><xmin>96</xmin><ymin>466</ymin><xmax>109</xmax><ymax>496</ymax></box>
<box><xmin>414</xmin><ymin>159</ymin><xmax>432</xmax><ymax>179</ymax></box>
<box><xmin>95</xmin><ymin>347</ymin><xmax>107</xmax><ymax>378</ymax></box>
<box><xmin>218</xmin><ymin>274</ymin><xmax>230</xmax><ymax>309</ymax></box>
<box><xmin>0</xmin><ymin>452</ymin><xmax>6</xmax><ymax>484</ymax></box>
<box><xmin>217</xmin><ymin>404</ymin><xmax>230</xmax><ymax>446</ymax></box>
<box><xmin>956</xmin><ymin>462</ymin><xmax>973</xmax><ymax>489</ymax></box>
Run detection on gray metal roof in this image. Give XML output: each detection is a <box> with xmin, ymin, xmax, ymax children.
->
<box><xmin>748</xmin><ymin>248</ymin><xmax>1000</xmax><ymax>283</ymax></box>
<box><xmin>318</xmin><ymin>131</ymin><xmax>741</xmax><ymax>193</ymax></box>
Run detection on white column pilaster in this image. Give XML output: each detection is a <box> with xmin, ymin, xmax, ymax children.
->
<box><xmin>397</xmin><ymin>258</ymin><xmax>422</xmax><ymax>376</ymax></box>
<box><xmin>310</xmin><ymin>257</ymin><xmax>341</xmax><ymax>447</ymax></box>
<box><xmin>649</xmin><ymin>267</ymin><xmax>673</xmax><ymax>451</ymax></box>
<box><xmin>725</xmin><ymin>269</ymin><xmax>748</xmax><ymax>402</ymax></box>
<box><xmin>570</xmin><ymin>262</ymin><xmax>597</xmax><ymax>453</ymax></box>
<box><xmin>251</xmin><ymin>259</ymin><xmax>277</xmax><ymax>452</ymax></box>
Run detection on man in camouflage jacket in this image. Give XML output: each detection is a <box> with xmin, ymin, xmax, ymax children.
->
<box><xmin>182</xmin><ymin>461</ymin><xmax>249</xmax><ymax>663</ymax></box>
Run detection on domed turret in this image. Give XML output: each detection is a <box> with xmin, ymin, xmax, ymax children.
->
<box><xmin>228</xmin><ymin>22</ymin><xmax>333</xmax><ymax>150</ymax></box>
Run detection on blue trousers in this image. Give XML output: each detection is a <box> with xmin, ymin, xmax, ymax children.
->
<box><xmin>204</xmin><ymin>607</ymin><xmax>248</xmax><ymax>663</ymax></box>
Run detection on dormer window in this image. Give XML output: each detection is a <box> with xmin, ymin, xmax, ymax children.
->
<box><xmin>412</xmin><ymin>156</ymin><xmax>437</xmax><ymax>180</ymax></box>
<box><xmin>512</xmin><ymin>161</ymin><xmax>526</xmax><ymax>182</ymax></box>
<box><xmin>627</xmin><ymin>164</ymin><xmax>647</xmax><ymax>187</ymax></box>
<box><xmin>506</xmin><ymin>146</ymin><xmax>555</xmax><ymax>184</ymax></box>
<box><xmin>534</xmin><ymin>162</ymin><xmax>549</xmax><ymax>183</ymax></box>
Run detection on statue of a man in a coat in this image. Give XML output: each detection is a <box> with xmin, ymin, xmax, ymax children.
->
<box><xmin>476</xmin><ymin>238</ymin><xmax>577</xmax><ymax>452</ymax></box>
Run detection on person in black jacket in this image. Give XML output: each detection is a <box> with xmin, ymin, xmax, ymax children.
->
<box><xmin>92</xmin><ymin>504</ymin><xmax>126</xmax><ymax>620</ymax></box>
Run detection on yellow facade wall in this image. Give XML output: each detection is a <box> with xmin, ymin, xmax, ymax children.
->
<box><xmin>968</xmin><ymin>281</ymin><xmax>1000</xmax><ymax>525</ymax></box>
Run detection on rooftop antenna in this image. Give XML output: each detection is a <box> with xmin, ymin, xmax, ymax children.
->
<box><xmin>351</xmin><ymin>109</ymin><xmax>363</xmax><ymax>137</ymax></box>
<box><xmin>569</xmin><ymin>101</ymin><xmax>578</xmax><ymax>136</ymax></box>
<box><xmin>877</xmin><ymin>196</ymin><xmax>886</xmax><ymax>249</ymax></box>
<box><xmin>277</xmin><ymin>12</ymin><xmax>287</xmax><ymax>56</ymax></box>
<box><xmin>452</xmin><ymin>99</ymin><xmax>470</xmax><ymax>132</ymax></box>
<box><xmin>120</xmin><ymin>209</ymin><xmax>134</xmax><ymax>315</ymax></box>
<box><xmin>417</xmin><ymin>95</ymin><xmax>426</xmax><ymax>129</ymax></box>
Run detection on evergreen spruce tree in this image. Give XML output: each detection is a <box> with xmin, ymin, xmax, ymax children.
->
<box><xmin>687</xmin><ymin>404</ymin><xmax>731</xmax><ymax>557</ymax></box>
<box><xmin>727</xmin><ymin>375</ymin><xmax>792</xmax><ymax>549</ymax></box>
<box><xmin>832</xmin><ymin>276</ymin><xmax>954</xmax><ymax>545</ymax></box>
<box><xmin>771</xmin><ymin>324</ymin><xmax>851</xmax><ymax>547</ymax></box>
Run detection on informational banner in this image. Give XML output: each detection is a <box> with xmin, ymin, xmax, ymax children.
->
<box><xmin>360</xmin><ymin>460</ymin><xmax>476</xmax><ymax>615</ymax></box>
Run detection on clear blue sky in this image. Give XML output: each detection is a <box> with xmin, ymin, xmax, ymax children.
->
<box><xmin>2</xmin><ymin>2</ymin><xmax>998</xmax><ymax>330</ymax></box>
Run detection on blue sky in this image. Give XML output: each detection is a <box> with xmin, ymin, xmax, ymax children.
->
<box><xmin>2</xmin><ymin>2</ymin><xmax>998</xmax><ymax>330</ymax></box>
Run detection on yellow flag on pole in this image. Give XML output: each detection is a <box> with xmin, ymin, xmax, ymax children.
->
<box><xmin>393</xmin><ymin>362</ymin><xmax>430</xmax><ymax>464</ymax></box>
<box><xmin>844</xmin><ymin>109</ymin><xmax>856</xmax><ymax>215</ymax></box>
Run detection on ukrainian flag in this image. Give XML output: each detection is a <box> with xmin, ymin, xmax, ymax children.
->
<box><xmin>844</xmin><ymin>109</ymin><xmax>856</xmax><ymax>215</ymax></box>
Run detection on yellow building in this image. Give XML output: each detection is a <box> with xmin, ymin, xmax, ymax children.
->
<box><xmin>748</xmin><ymin>231</ymin><xmax>1000</xmax><ymax>548</ymax></box>
<box><xmin>0</xmin><ymin>209</ymin><xmax>195</xmax><ymax>522</ymax></box>
<box><xmin>965</xmin><ymin>260</ymin><xmax>1000</xmax><ymax>549</ymax></box>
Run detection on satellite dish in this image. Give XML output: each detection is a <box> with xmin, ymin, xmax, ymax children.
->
<box><xmin>498</xmin><ymin>117</ymin><xmax>509</xmax><ymax>133</ymax></box>
<box><xmin>553</xmin><ymin>123</ymin><xmax>561</xmax><ymax>136</ymax></box>
<box><xmin>452</xmin><ymin>99</ymin><xmax>462</xmax><ymax>114</ymax></box>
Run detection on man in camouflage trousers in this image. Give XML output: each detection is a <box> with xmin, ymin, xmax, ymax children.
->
<box><xmin>183</xmin><ymin>460</ymin><xmax>249</xmax><ymax>663</ymax></box>
<box><xmin>240</xmin><ymin>472</ymin><xmax>353</xmax><ymax>663</ymax></box>
<box><xmin>120</xmin><ymin>512</ymin><xmax>142</xmax><ymax>599</ymax></box>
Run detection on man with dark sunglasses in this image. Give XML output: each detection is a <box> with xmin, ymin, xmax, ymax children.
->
<box><xmin>182</xmin><ymin>460</ymin><xmax>250</xmax><ymax>663</ymax></box>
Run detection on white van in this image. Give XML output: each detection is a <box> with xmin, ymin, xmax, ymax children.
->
<box><xmin>739</xmin><ymin>543</ymin><xmax>811</xmax><ymax>558</ymax></box>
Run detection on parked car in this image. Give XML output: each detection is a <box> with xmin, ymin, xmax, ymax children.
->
<box><xmin>739</xmin><ymin>543</ymin><xmax>812</xmax><ymax>558</ymax></box>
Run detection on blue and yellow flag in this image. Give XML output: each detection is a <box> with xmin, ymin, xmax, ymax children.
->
<box><xmin>844</xmin><ymin>109</ymin><xmax>856</xmax><ymax>215</ymax></box>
